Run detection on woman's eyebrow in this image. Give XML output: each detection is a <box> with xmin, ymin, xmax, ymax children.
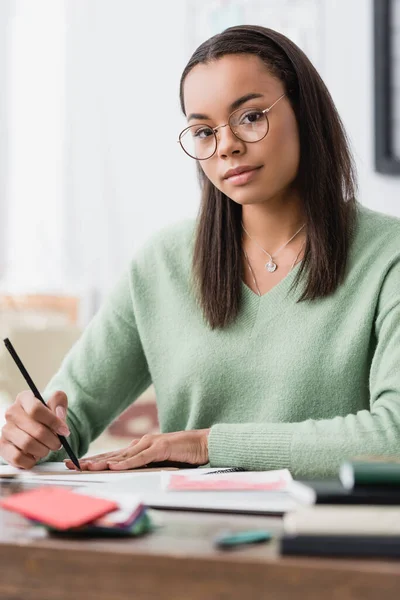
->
<box><xmin>187</xmin><ymin>92</ymin><xmax>265</xmax><ymax>121</ymax></box>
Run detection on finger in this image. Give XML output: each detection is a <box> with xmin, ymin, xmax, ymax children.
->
<box><xmin>85</xmin><ymin>459</ymin><xmax>113</xmax><ymax>471</ymax></box>
<box><xmin>84</xmin><ymin>448</ymin><xmax>136</xmax><ymax>470</ymax></box>
<box><xmin>19</xmin><ymin>394</ymin><xmax>70</xmax><ymax>436</ymax></box>
<box><xmin>79</xmin><ymin>440</ymin><xmax>140</xmax><ymax>464</ymax></box>
<box><xmin>6</xmin><ymin>407</ymin><xmax>62</xmax><ymax>452</ymax></box>
<box><xmin>121</xmin><ymin>436</ymin><xmax>152</xmax><ymax>456</ymax></box>
<box><xmin>102</xmin><ymin>438</ymin><xmax>151</xmax><ymax>468</ymax></box>
<box><xmin>64</xmin><ymin>460</ymin><xmax>97</xmax><ymax>471</ymax></box>
<box><xmin>0</xmin><ymin>437</ymin><xmax>39</xmax><ymax>470</ymax></box>
<box><xmin>64</xmin><ymin>440</ymin><xmax>144</xmax><ymax>470</ymax></box>
<box><xmin>2</xmin><ymin>423</ymin><xmax>52</xmax><ymax>460</ymax></box>
<box><xmin>64</xmin><ymin>460</ymin><xmax>82</xmax><ymax>470</ymax></box>
<box><xmin>68</xmin><ymin>458</ymin><xmax>111</xmax><ymax>471</ymax></box>
<box><xmin>79</xmin><ymin>448</ymin><xmax>127</xmax><ymax>462</ymax></box>
<box><xmin>107</xmin><ymin>448</ymin><xmax>155</xmax><ymax>470</ymax></box>
<box><xmin>46</xmin><ymin>391</ymin><xmax>68</xmax><ymax>425</ymax></box>
<box><xmin>76</xmin><ymin>440</ymin><xmax>142</xmax><ymax>470</ymax></box>
<box><xmin>64</xmin><ymin>449</ymin><xmax>124</xmax><ymax>470</ymax></box>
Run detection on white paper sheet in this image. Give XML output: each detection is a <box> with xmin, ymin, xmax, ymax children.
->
<box><xmin>0</xmin><ymin>463</ymin><xmax>225</xmax><ymax>485</ymax></box>
<box><xmin>0</xmin><ymin>464</ymin><xmax>299</xmax><ymax>512</ymax></box>
<box><xmin>83</xmin><ymin>471</ymin><xmax>299</xmax><ymax>515</ymax></box>
<box><xmin>0</xmin><ymin>462</ymin><xmax>131</xmax><ymax>483</ymax></box>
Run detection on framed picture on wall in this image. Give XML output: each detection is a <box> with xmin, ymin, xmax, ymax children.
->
<box><xmin>374</xmin><ymin>0</ymin><xmax>400</xmax><ymax>175</ymax></box>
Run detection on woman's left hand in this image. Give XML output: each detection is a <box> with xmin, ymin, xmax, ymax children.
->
<box><xmin>64</xmin><ymin>429</ymin><xmax>211</xmax><ymax>471</ymax></box>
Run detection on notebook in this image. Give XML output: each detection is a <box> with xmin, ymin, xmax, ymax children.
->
<box><xmin>280</xmin><ymin>534</ymin><xmax>400</xmax><ymax>558</ymax></box>
<box><xmin>281</xmin><ymin>502</ymin><xmax>400</xmax><ymax>557</ymax></box>
<box><xmin>0</xmin><ymin>487</ymin><xmax>118</xmax><ymax>530</ymax></box>
<box><xmin>288</xmin><ymin>478</ymin><xmax>400</xmax><ymax>505</ymax></box>
<box><xmin>283</xmin><ymin>505</ymin><xmax>400</xmax><ymax>536</ymax></box>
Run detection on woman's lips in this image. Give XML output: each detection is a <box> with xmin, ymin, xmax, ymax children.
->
<box><xmin>225</xmin><ymin>166</ymin><xmax>262</xmax><ymax>185</ymax></box>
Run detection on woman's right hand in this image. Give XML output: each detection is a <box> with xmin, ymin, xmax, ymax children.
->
<box><xmin>0</xmin><ymin>390</ymin><xmax>70</xmax><ymax>469</ymax></box>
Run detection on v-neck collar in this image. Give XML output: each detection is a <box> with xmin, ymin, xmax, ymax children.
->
<box><xmin>241</xmin><ymin>260</ymin><xmax>303</xmax><ymax>302</ymax></box>
<box><xmin>236</xmin><ymin>261</ymin><xmax>304</xmax><ymax>334</ymax></box>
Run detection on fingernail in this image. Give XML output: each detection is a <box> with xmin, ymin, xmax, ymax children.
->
<box><xmin>56</xmin><ymin>406</ymin><xmax>66</xmax><ymax>420</ymax></box>
<box><xmin>58</xmin><ymin>425</ymin><xmax>70</xmax><ymax>436</ymax></box>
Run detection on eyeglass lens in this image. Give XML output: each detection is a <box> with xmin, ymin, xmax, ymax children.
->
<box><xmin>179</xmin><ymin>107</ymin><xmax>269</xmax><ymax>160</ymax></box>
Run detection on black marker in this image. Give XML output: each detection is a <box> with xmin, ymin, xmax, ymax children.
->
<box><xmin>3</xmin><ymin>338</ymin><xmax>81</xmax><ymax>471</ymax></box>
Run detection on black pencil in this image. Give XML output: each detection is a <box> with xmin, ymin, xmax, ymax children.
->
<box><xmin>3</xmin><ymin>337</ymin><xmax>81</xmax><ymax>471</ymax></box>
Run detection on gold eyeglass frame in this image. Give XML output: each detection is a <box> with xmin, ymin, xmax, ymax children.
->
<box><xmin>178</xmin><ymin>93</ymin><xmax>286</xmax><ymax>160</ymax></box>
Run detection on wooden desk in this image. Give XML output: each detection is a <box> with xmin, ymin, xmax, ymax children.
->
<box><xmin>0</xmin><ymin>481</ymin><xmax>399</xmax><ymax>600</ymax></box>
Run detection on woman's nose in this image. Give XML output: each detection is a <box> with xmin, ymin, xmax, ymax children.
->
<box><xmin>216</xmin><ymin>124</ymin><xmax>245</xmax><ymax>157</ymax></box>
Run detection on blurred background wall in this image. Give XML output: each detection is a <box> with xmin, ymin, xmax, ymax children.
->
<box><xmin>0</xmin><ymin>0</ymin><xmax>399</xmax><ymax>319</ymax></box>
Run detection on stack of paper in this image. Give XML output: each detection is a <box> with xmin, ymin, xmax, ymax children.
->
<box><xmin>93</xmin><ymin>468</ymin><xmax>299</xmax><ymax>515</ymax></box>
<box><xmin>0</xmin><ymin>464</ymin><xmax>300</xmax><ymax>514</ymax></box>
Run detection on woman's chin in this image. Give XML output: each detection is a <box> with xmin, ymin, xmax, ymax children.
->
<box><xmin>227</xmin><ymin>191</ymin><xmax>272</xmax><ymax>206</ymax></box>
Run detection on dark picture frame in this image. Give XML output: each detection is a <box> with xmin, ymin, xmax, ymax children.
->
<box><xmin>374</xmin><ymin>0</ymin><xmax>400</xmax><ymax>174</ymax></box>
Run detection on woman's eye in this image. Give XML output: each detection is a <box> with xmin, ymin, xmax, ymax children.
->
<box><xmin>240</xmin><ymin>110</ymin><xmax>263</xmax><ymax>125</ymax></box>
<box><xmin>193</xmin><ymin>127</ymin><xmax>214</xmax><ymax>139</ymax></box>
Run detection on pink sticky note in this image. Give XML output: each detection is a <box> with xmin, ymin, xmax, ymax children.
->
<box><xmin>167</xmin><ymin>473</ymin><xmax>290</xmax><ymax>491</ymax></box>
<box><xmin>0</xmin><ymin>487</ymin><xmax>118</xmax><ymax>530</ymax></box>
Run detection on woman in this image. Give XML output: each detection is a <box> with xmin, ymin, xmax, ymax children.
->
<box><xmin>1</xmin><ymin>25</ymin><xmax>400</xmax><ymax>478</ymax></box>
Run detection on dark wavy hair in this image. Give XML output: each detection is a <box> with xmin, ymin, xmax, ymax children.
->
<box><xmin>179</xmin><ymin>25</ymin><xmax>357</xmax><ymax>329</ymax></box>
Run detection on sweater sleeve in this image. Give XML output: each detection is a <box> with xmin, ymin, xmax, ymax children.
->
<box><xmin>208</xmin><ymin>257</ymin><xmax>400</xmax><ymax>478</ymax></box>
<box><xmin>43</xmin><ymin>262</ymin><xmax>151</xmax><ymax>462</ymax></box>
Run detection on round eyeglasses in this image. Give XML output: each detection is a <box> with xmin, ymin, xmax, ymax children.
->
<box><xmin>178</xmin><ymin>93</ymin><xmax>286</xmax><ymax>160</ymax></box>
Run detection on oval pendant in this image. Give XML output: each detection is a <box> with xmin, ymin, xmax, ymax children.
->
<box><xmin>265</xmin><ymin>261</ymin><xmax>277</xmax><ymax>273</ymax></box>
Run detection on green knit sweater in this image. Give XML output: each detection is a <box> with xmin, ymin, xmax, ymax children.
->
<box><xmin>44</xmin><ymin>203</ymin><xmax>400</xmax><ymax>477</ymax></box>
